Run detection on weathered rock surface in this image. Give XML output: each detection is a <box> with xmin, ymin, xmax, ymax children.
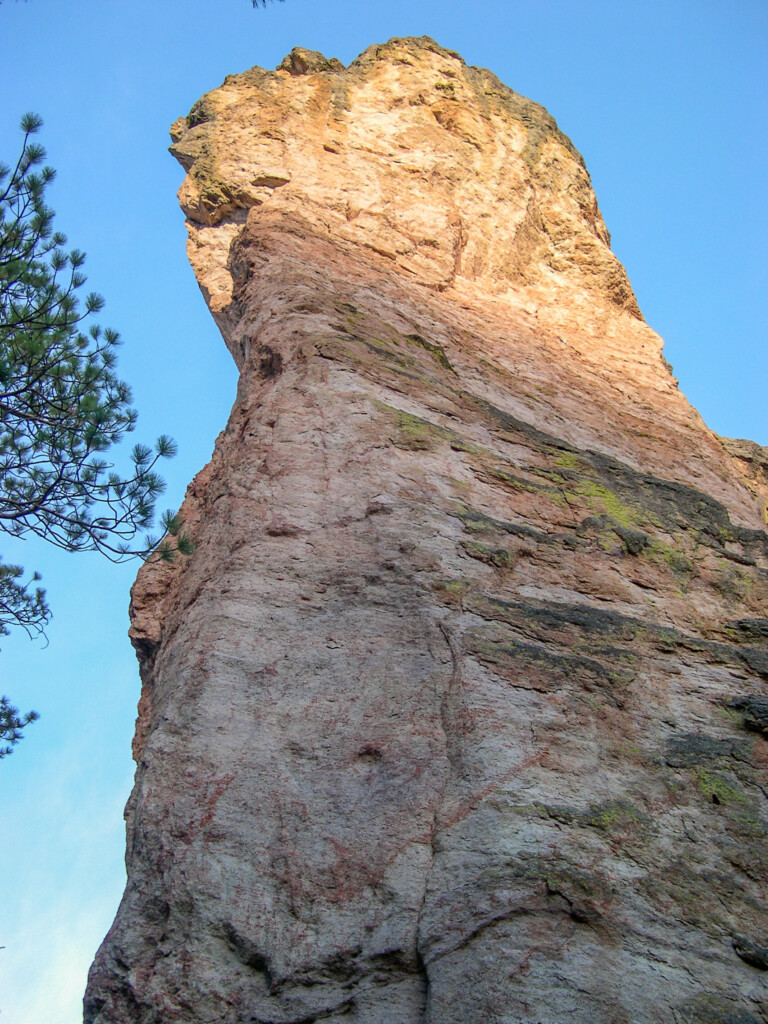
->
<box><xmin>86</xmin><ymin>38</ymin><xmax>768</xmax><ymax>1024</ymax></box>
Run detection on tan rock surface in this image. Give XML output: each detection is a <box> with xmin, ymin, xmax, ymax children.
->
<box><xmin>86</xmin><ymin>38</ymin><xmax>768</xmax><ymax>1024</ymax></box>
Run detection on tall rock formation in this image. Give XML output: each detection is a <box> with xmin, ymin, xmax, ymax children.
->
<box><xmin>86</xmin><ymin>38</ymin><xmax>768</xmax><ymax>1024</ymax></box>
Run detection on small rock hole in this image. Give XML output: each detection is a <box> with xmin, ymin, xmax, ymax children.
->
<box><xmin>358</xmin><ymin>745</ymin><xmax>383</xmax><ymax>762</ymax></box>
<box><xmin>257</xmin><ymin>346</ymin><xmax>283</xmax><ymax>379</ymax></box>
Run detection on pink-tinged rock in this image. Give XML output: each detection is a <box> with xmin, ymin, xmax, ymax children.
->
<box><xmin>86</xmin><ymin>37</ymin><xmax>768</xmax><ymax>1024</ymax></box>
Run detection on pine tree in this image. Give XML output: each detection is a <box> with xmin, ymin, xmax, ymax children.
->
<box><xmin>0</xmin><ymin>695</ymin><xmax>38</xmax><ymax>759</ymax></box>
<box><xmin>0</xmin><ymin>114</ymin><xmax>190</xmax><ymax>756</ymax></box>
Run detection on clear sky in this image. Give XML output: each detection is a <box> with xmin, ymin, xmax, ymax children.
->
<box><xmin>0</xmin><ymin>1</ymin><xmax>766</xmax><ymax>1021</ymax></box>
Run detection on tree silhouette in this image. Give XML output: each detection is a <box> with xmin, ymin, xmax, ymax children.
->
<box><xmin>0</xmin><ymin>114</ymin><xmax>190</xmax><ymax>755</ymax></box>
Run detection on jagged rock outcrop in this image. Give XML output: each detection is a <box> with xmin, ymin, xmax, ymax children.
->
<box><xmin>85</xmin><ymin>38</ymin><xmax>768</xmax><ymax>1024</ymax></box>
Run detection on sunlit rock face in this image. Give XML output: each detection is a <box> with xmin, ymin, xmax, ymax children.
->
<box><xmin>85</xmin><ymin>37</ymin><xmax>768</xmax><ymax>1024</ymax></box>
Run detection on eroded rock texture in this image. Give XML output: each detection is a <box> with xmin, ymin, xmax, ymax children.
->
<box><xmin>86</xmin><ymin>38</ymin><xmax>768</xmax><ymax>1024</ymax></box>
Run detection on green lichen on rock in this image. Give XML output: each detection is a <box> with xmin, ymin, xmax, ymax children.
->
<box><xmin>433</xmin><ymin>578</ymin><xmax>473</xmax><ymax>608</ymax></box>
<box><xmin>464</xmin><ymin>629</ymin><xmax>635</xmax><ymax>691</ymax></box>
<box><xmin>403</xmin><ymin>333</ymin><xmax>454</xmax><ymax>372</ymax></box>
<box><xmin>695</xmin><ymin>769</ymin><xmax>748</xmax><ymax>807</ymax></box>
<box><xmin>465</xmin><ymin>593</ymin><xmax>642</xmax><ymax>643</ymax></box>
<box><xmin>567</xmin><ymin>478</ymin><xmax>649</xmax><ymax>528</ymax></box>
<box><xmin>450</xmin><ymin>506</ymin><xmax>549</xmax><ymax>544</ymax></box>
<box><xmin>390</xmin><ymin>408</ymin><xmax>450</xmax><ymax>450</ymax></box>
<box><xmin>612</xmin><ymin>523</ymin><xmax>649</xmax><ymax>554</ymax></box>
<box><xmin>460</xmin><ymin>539</ymin><xmax>516</xmax><ymax>568</ymax></box>
<box><xmin>641</xmin><ymin>538</ymin><xmax>695</xmax><ymax>582</ymax></box>
<box><xmin>584</xmin><ymin>799</ymin><xmax>649</xmax><ymax>834</ymax></box>
<box><xmin>721</xmin><ymin>618</ymin><xmax>768</xmax><ymax>644</ymax></box>
<box><xmin>540</xmin><ymin>798</ymin><xmax>651</xmax><ymax>838</ymax></box>
<box><xmin>715</xmin><ymin>565</ymin><xmax>758</xmax><ymax>602</ymax></box>
<box><xmin>458</xmin><ymin>391</ymin><xmax>768</xmax><ymax>567</ymax></box>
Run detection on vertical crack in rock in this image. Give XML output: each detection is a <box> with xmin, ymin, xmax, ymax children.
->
<box><xmin>413</xmin><ymin>618</ymin><xmax>466</xmax><ymax>1022</ymax></box>
<box><xmin>87</xmin><ymin>36</ymin><xmax>768</xmax><ymax>1024</ymax></box>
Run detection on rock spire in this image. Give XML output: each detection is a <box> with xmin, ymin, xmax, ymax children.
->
<box><xmin>85</xmin><ymin>38</ymin><xmax>768</xmax><ymax>1024</ymax></box>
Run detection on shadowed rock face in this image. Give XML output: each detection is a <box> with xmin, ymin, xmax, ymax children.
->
<box><xmin>85</xmin><ymin>37</ymin><xmax>768</xmax><ymax>1024</ymax></box>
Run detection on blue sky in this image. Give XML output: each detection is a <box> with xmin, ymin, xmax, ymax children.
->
<box><xmin>0</xmin><ymin>1</ymin><xmax>766</xmax><ymax>1021</ymax></box>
